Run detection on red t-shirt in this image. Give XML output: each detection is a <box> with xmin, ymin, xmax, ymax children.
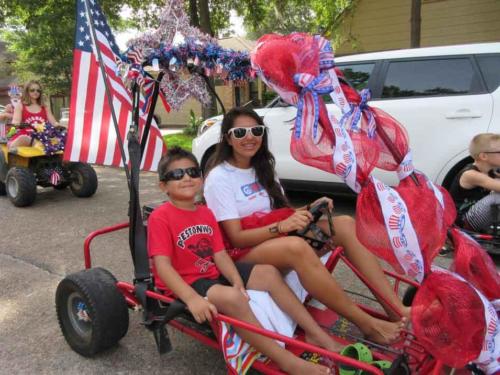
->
<box><xmin>147</xmin><ymin>202</ymin><xmax>224</xmax><ymax>292</ymax></box>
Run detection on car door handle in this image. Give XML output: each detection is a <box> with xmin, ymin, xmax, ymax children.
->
<box><xmin>445</xmin><ymin>109</ymin><xmax>482</xmax><ymax>119</ymax></box>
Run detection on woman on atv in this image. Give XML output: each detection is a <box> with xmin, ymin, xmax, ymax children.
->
<box><xmin>204</xmin><ymin>107</ymin><xmax>409</xmax><ymax>346</ymax></box>
<box><xmin>9</xmin><ymin>80</ymin><xmax>60</xmax><ymax>149</ymax></box>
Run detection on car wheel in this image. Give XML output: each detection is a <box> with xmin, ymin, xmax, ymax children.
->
<box><xmin>55</xmin><ymin>267</ymin><xmax>129</xmax><ymax>357</ymax></box>
<box><xmin>201</xmin><ymin>146</ymin><xmax>216</xmax><ymax>177</ymax></box>
<box><xmin>6</xmin><ymin>167</ymin><xmax>37</xmax><ymax>207</ymax></box>
<box><xmin>69</xmin><ymin>163</ymin><xmax>98</xmax><ymax>198</ymax></box>
<box><xmin>402</xmin><ymin>285</ymin><xmax>418</xmax><ymax>307</ymax></box>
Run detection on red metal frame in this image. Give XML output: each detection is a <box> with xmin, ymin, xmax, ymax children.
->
<box><xmin>83</xmin><ymin>223</ymin><xmax>440</xmax><ymax>374</ymax></box>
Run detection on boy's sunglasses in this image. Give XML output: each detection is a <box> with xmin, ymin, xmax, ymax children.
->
<box><xmin>160</xmin><ymin>167</ymin><xmax>201</xmax><ymax>182</ymax></box>
<box><xmin>227</xmin><ymin>125</ymin><xmax>265</xmax><ymax>139</ymax></box>
<box><xmin>484</xmin><ymin>151</ymin><xmax>500</xmax><ymax>154</ymax></box>
<box><xmin>29</xmin><ymin>88</ymin><xmax>41</xmax><ymax>93</ymax></box>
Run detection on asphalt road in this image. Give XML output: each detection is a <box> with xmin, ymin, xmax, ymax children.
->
<box><xmin>0</xmin><ymin>166</ymin><xmax>496</xmax><ymax>374</ymax></box>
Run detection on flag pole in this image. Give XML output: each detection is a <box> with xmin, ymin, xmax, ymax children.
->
<box><xmin>83</xmin><ymin>0</ymin><xmax>131</xmax><ymax>187</ymax></box>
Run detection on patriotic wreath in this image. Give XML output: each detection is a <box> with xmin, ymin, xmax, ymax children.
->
<box><xmin>123</xmin><ymin>0</ymin><xmax>254</xmax><ymax>110</ymax></box>
<box><xmin>31</xmin><ymin>122</ymin><xmax>66</xmax><ymax>155</ymax></box>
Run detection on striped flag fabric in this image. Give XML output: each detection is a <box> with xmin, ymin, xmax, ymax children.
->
<box><xmin>142</xmin><ymin>76</ymin><xmax>171</xmax><ymax>115</ymax></box>
<box><xmin>64</xmin><ymin>0</ymin><xmax>166</xmax><ymax>171</ymax></box>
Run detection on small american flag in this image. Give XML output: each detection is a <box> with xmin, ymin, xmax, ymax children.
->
<box><xmin>142</xmin><ymin>76</ymin><xmax>171</xmax><ymax>116</ymax></box>
<box><xmin>64</xmin><ymin>0</ymin><xmax>166</xmax><ymax>171</ymax></box>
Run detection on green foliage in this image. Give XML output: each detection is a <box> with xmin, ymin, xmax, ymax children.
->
<box><xmin>183</xmin><ymin>109</ymin><xmax>203</xmax><ymax>136</ymax></box>
<box><xmin>232</xmin><ymin>0</ymin><xmax>358</xmax><ymax>43</ymax></box>
<box><xmin>0</xmin><ymin>0</ymin><xmax>132</xmax><ymax>96</ymax></box>
<box><xmin>163</xmin><ymin>133</ymin><xmax>194</xmax><ymax>151</ymax></box>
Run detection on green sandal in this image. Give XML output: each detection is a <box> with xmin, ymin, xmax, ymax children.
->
<box><xmin>361</xmin><ymin>360</ymin><xmax>392</xmax><ymax>374</ymax></box>
<box><xmin>339</xmin><ymin>343</ymin><xmax>373</xmax><ymax>375</ymax></box>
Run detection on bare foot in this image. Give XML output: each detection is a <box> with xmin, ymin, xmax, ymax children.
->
<box><xmin>305</xmin><ymin>332</ymin><xmax>344</xmax><ymax>353</ymax></box>
<box><xmin>286</xmin><ymin>356</ymin><xmax>331</xmax><ymax>375</ymax></box>
<box><xmin>365</xmin><ymin>317</ymin><xmax>407</xmax><ymax>345</ymax></box>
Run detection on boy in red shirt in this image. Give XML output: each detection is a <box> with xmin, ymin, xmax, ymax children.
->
<box><xmin>148</xmin><ymin>147</ymin><xmax>340</xmax><ymax>375</ymax></box>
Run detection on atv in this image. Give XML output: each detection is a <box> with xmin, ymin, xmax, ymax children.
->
<box><xmin>0</xmin><ymin>123</ymin><xmax>98</xmax><ymax>207</ymax></box>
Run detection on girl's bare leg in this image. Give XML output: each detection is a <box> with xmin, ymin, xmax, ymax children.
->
<box><xmin>206</xmin><ymin>285</ymin><xmax>331</xmax><ymax>375</ymax></box>
<box><xmin>8</xmin><ymin>135</ymin><xmax>31</xmax><ymax>149</ymax></box>
<box><xmin>318</xmin><ymin>216</ymin><xmax>410</xmax><ymax>320</ymax></box>
<box><xmin>246</xmin><ymin>264</ymin><xmax>343</xmax><ymax>352</ymax></box>
<box><xmin>241</xmin><ymin>237</ymin><xmax>405</xmax><ymax>344</ymax></box>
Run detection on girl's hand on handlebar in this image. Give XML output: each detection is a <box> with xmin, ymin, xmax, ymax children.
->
<box><xmin>279</xmin><ymin>210</ymin><xmax>313</xmax><ymax>233</ymax></box>
<box><xmin>310</xmin><ymin>196</ymin><xmax>334</xmax><ymax>211</ymax></box>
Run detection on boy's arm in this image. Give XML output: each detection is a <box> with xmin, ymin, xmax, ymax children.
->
<box><xmin>213</xmin><ymin>251</ymin><xmax>248</xmax><ymax>299</ymax></box>
<box><xmin>462</xmin><ymin>170</ymin><xmax>500</xmax><ymax>192</ymax></box>
<box><xmin>153</xmin><ymin>255</ymin><xmax>218</xmax><ymax>323</ymax></box>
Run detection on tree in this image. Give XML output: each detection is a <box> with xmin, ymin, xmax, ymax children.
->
<box><xmin>0</xmin><ymin>0</ymin><xmax>138</xmax><ymax>96</ymax></box>
<box><xmin>232</xmin><ymin>0</ymin><xmax>358</xmax><ymax>41</ymax></box>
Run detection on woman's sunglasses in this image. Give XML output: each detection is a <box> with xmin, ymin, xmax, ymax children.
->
<box><xmin>227</xmin><ymin>125</ymin><xmax>265</xmax><ymax>139</ymax></box>
<box><xmin>29</xmin><ymin>88</ymin><xmax>41</xmax><ymax>93</ymax></box>
<box><xmin>160</xmin><ymin>167</ymin><xmax>201</xmax><ymax>182</ymax></box>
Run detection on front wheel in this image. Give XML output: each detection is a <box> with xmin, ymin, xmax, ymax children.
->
<box><xmin>6</xmin><ymin>167</ymin><xmax>37</xmax><ymax>207</ymax></box>
<box><xmin>55</xmin><ymin>267</ymin><xmax>129</xmax><ymax>357</ymax></box>
<box><xmin>69</xmin><ymin>163</ymin><xmax>98</xmax><ymax>198</ymax></box>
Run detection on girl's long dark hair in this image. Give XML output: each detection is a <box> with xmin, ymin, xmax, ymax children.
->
<box><xmin>208</xmin><ymin>107</ymin><xmax>289</xmax><ymax>209</ymax></box>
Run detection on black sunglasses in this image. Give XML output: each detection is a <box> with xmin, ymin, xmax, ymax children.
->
<box><xmin>228</xmin><ymin>126</ymin><xmax>265</xmax><ymax>139</ymax></box>
<box><xmin>161</xmin><ymin>167</ymin><xmax>201</xmax><ymax>182</ymax></box>
<box><xmin>29</xmin><ymin>88</ymin><xmax>41</xmax><ymax>93</ymax></box>
<box><xmin>483</xmin><ymin>151</ymin><xmax>500</xmax><ymax>154</ymax></box>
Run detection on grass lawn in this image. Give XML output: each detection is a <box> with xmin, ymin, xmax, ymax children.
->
<box><xmin>163</xmin><ymin>133</ymin><xmax>195</xmax><ymax>151</ymax></box>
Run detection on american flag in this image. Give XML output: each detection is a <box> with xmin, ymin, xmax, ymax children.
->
<box><xmin>64</xmin><ymin>0</ymin><xmax>166</xmax><ymax>171</ymax></box>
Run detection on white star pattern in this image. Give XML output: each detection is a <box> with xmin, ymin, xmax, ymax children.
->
<box><xmin>78</xmin><ymin>40</ymin><xmax>84</xmax><ymax>47</ymax></box>
<box><xmin>85</xmin><ymin>34</ymin><xmax>90</xmax><ymax>41</ymax></box>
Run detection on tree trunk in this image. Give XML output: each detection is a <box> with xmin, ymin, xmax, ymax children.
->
<box><xmin>189</xmin><ymin>0</ymin><xmax>199</xmax><ymax>27</ymax></box>
<box><xmin>198</xmin><ymin>0</ymin><xmax>218</xmax><ymax>118</ymax></box>
<box><xmin>410</xmin><ymin>0</ymin><xmax>421</xmax><ymax>48</ymax></box>
<box><xmin>198</xmin><ymin>0</ymin><xmax>213</xmax><ymax>36</ymax></box>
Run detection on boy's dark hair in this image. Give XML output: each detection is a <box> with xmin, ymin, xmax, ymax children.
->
<box><xmin>158</xmin><ymin>146</ymin><xmax>199</xmax><ymax>181</ymax></box>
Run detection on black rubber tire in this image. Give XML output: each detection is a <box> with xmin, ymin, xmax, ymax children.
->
<box><xmin>69</xmin><ymin>163</ymin><xmax>98</xmax><ymax>198</ymax></box>
<box><xmin>5</xmin><ymin>167</ymin><xmax>37</xmax><ymax>207</ymax></box>
<box><xmin>0</xmin><ymin>181</ymin><xmax>6</xmax><ymax>196</ymax></box>
<box><xmin>402</xmin><ymin>285</ymin><xmax>418</xmax><ymax>307</ymax></box>
<box><xmin>55</xmin><ymin>267</ymin><xmax>129</xmax><ymax>357</ymax></box>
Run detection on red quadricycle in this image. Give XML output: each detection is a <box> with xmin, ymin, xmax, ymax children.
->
<box><xmin>53</xmin><ymin>72</ymin><xmax>464</xmax><ymax>375</ymax></box>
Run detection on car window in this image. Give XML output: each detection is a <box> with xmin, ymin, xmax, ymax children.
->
<box><xmin>476</xmin><ymin>55</ymin><xmax>500</xmax><ymax>93</ymax></box>
<box><xmin>338</xmin><ymin>63</ymin><xmax>375</xmax><ymax>91</ymax></box>
<box><xmin>382</xmin><ymin>58</ymin><xmax>477</xmax><ymax>98</ymax></box>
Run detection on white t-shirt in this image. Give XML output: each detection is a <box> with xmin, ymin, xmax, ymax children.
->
<box><xmin>204</xmin><ymin>162</ymin><xmax>272</xmax><ymax>221</ymax></box>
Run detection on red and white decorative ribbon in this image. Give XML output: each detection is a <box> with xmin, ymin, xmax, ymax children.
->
<box><xmin>330</xmin><ymin>114</ymin><xmax>360</xmax><ymax>193</ymax></box>
<box><xmin>372</xmin><ymin>176</ymin><xmax>425</xmax><ymax>282</ymax></box>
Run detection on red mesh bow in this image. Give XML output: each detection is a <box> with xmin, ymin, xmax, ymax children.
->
<box><xmin>412</xmin><ymin>271</ymin><xmax>486</xmax><ymax>368</ymax></box>
<box><xmin>450</xmin><ymin>228</ymin><xmax>500</xmax><ymax>301</ymax></box>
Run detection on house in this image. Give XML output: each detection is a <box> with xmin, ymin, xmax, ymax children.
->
<box><xmin>335</xmin><ymin>0</ymin><xmax>500</xmax><ymax>54</ymax></box>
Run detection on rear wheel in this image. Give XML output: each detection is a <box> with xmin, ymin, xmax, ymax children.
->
<box><xmin>69</xmin><ymin>163</ymin><xmax>98</xmax><ymax>198</ymax></box>
<box><xmin>6</xmin><ymin>167</ymin><xmax>37</xmax><ymax>207</ymax></box>
<box><xmin>55</xmin><ymin>267</ymin><xmax>129</xmax><ymax>357</ymax></box>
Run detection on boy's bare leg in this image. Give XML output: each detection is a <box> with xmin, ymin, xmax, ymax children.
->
<box><xmin>320</xmin><ymin>216</ymin><xmax>411</xmax><ymax>321</ymax></box>
<box><xmin>246</xmin><ymin>264</ymin><xmax>343</xmax><ymax>353</ymax></box>
<box><xmin>206</xmin><ymin>285</ymin><xmax>331</xmax><ymax>375</ymax></box>
<box><xmin>8</xmin><ymin>135</ymin><xmax>31</xmax><ymax>148</ymax></box>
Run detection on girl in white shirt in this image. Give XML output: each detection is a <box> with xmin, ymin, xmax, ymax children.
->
<box><xmin>204</xmin><ymin>107</ymin><xmax>409</xmax><ymax>345</ymax></box>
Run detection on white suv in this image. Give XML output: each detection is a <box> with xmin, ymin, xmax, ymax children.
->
<box><xmin>192</xmin><ymin>43</ymin><xmax>500</xmax><ymax>193</ymax></box>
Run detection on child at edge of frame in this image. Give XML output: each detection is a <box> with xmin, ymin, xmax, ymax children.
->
<box><xmin>147</xmin><ymin>146</ymin><xmax>343</xmax><ymax>375</ymax></box>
